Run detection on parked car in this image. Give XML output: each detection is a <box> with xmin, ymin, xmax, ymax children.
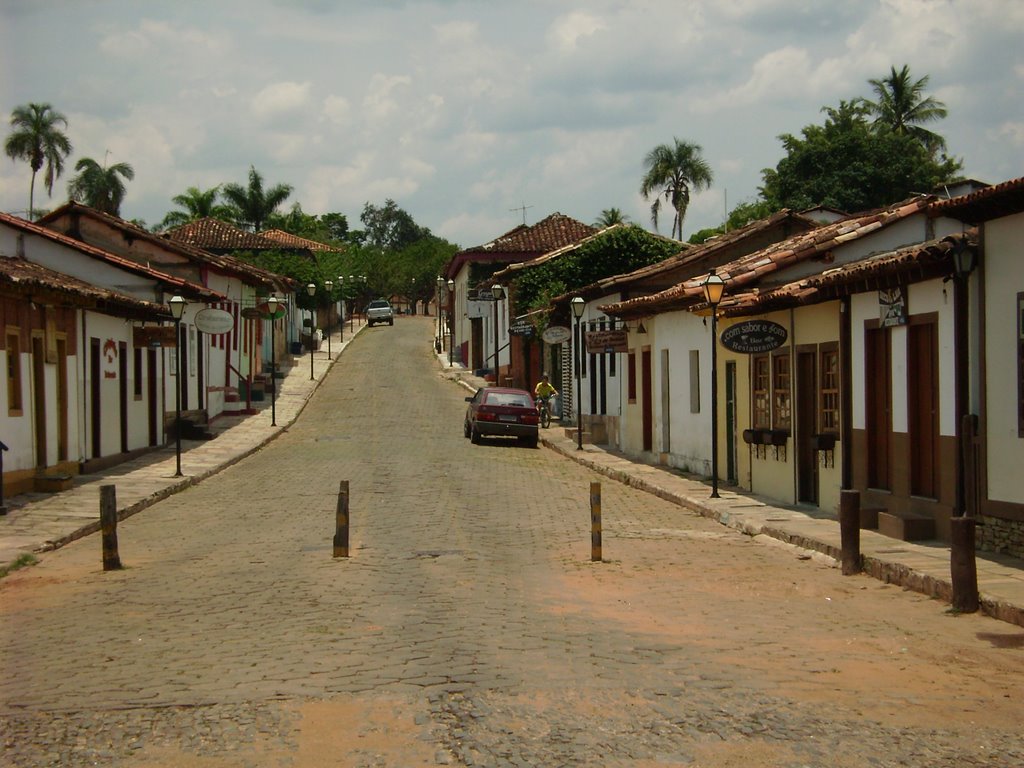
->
<box><xmin>366</xmin><ymin>299</ymin><xmax>394</xmax><ymax>326</ymax></box>
<box><xmin>464</xmin><ymin>387</ymin><xmax>540</xmax><ymax>448</ymax></box>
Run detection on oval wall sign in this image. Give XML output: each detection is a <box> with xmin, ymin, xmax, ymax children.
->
<box><xmin>542</xmin><ymin>325</ymin><xmax>572</xmax><ymax>344</ymax></box>
<box><xmin>194</xmin><ymin>308</ymin><xmax>235</xmax><ymax>335</ymax></box>
<box><xmin>720</xmin><ymin>320</ymin><xmax>788</xmax><ymax>354</ymax></box>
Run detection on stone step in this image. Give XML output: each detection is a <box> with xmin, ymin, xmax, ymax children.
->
<box><xmin>878</xmin><ymin>510</ymin><xmax>936</xmax><ymax>541</ymax></box>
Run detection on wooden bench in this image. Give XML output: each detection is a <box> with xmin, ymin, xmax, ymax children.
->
<box><xmin>878</xmin><ymin>510</ymin><xmax>936</xmax><ymax>541</ymax></box>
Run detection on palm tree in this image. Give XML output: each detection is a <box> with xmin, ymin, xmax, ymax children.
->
<box><xmin>594</xmin><ymin>208</ymin><xmax>630</xmax><ymax>227</ymax></box>
<box><xmin>862</xmin><ymin>65</ymin><xmax>948</xmax><ymax>153</ymax></box>
<box><xmin>67</xmin><ymin>157</ymin><xmax>135</xmax><ymax>216</ymax></box>
<box><xmin>4</xmin><ymin>103</ymin><xmax>73</xmax><ymax>220</ymax></box>
<box><xmin>159</xmin><ymin>185</ymin><xmax>232</xmax><ymax>230</ymax></box>
<box><xmin>640</xmin><ymin>138</ymin><xmax>713</xmax><ymax>240</ymax></box>
<box><xmin>221</xmin><ymin>165</ymin><xmax>293</xmax><ymax>232</ymax></box>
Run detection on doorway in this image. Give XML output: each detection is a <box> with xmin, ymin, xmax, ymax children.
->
<box><xmin>796</xmin><ymin>349</ymin><xmax>818</xmax><ymax>505</ymax></box>
<box><xmin>725</xmin><ymin>360</ymin><xmax>737</xmax><ymax>484</ymax></box>
<box><xmin>908</xmin><ymin>319</ymin><xmax>939</xmax><ymax>498</ymax></box>
<box><xmin>865</xmin><ymin>326</ymin><xmax>891</xmax><ymax>489</ymax></box>
<box><xmin>31</xmin><ymin>335</ymin><xmax>46</xmax><ymax>468</ymax></box>
<box><xmin>641</xmin><ymin>347</ymin><xmax>653</xmax><ymax>452</ymax></box>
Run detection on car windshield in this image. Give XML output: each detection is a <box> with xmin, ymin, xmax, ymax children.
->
<box><xmin>486</xmin><ymin>393</ymin><xmax>533</xmax><ymax>408</ymax></box>
<box><xmin>368</xmin><ymin>301</ymin><xmax>389</xmax><ymax>308</ymax></box>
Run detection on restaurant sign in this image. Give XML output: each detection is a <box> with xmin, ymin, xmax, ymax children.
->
<box><xmin>585</xmin><ymin>329</ymin><xmax>629</xmax><ymax>354</ymax></box>
<box><xmin>720</xmin><ymin>320</ymin><xmax>788</xmax><ymax>354</ymax></box>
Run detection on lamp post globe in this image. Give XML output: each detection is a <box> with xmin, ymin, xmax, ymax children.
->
<box><xmin>571</xmin><ymin>296</ymin><xmax>585</xmax><ymax>450</ymax></box>
<box><xmin>168</xmin><ymin>295</ymin><xmax>187</xmax><ymax>476</ymax></box>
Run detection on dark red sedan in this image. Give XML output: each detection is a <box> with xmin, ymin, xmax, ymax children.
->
<box><xmin>464</xmin><ymin>387</ymin><xmax>540</xmax><ymax>448</ymax></box>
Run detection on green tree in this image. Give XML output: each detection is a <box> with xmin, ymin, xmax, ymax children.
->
<box><xmin>67</xmin><ymin>157</ymin><xmax>135</xmax><ymax>216</ymax></box>
<box><xmin>359</xmin><ymin>199</ymin><xmax>428</xmax><ymax>251</ymax></box>
<box><xmin>222</xmin><ymin>165</ymin><xmax>293</xmax><ymax>232</ymax></box>
<box><xmin>4</xmin><ymin>102</ymin><xmax>73</xmax><ymax>220</ymax></box>
<box><xmin>760</xmin><ymin>100</ymin><xmax>961</xmax><ymax>213</ymax></box>
<box><xmin>159</xmin><ymin>185</ymin><xmax>232</xmax><ymax>230</ymax></box>
<box><xmin>687</xmin><ymin>199</ymin><xmax>779</xmax><ymax>244</ymax></box>
<box><xmin>640</xmin><ymin>138</ymin><xmax>714</xmax><ymax>240</ymax></box>
<box><xmin>594</xmin><ymin>208</ymin><xmax>630</xmax><ymax>227</ymax></box>
<box><xmin>861</xmin><ymin>64</ymin><xmax>948</xmax><ymax>154</ymax></box>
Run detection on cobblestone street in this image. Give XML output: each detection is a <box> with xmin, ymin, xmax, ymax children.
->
<box><xmin>2</xmin><ymin>318</ymin><xmax>1023</xmax><ymax>767</ymax></box>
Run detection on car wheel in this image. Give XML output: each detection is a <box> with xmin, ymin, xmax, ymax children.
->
<box><xmin>470</xmin><ymin>425</ymin><xmax>481</xmax><ymax>444</ymax></box>
<box><xmin>388</xmin><ymin>319</ymin><xmax>394</xmax><ymax>325</ymax></box>
<box><xmin>527</xmin><ymin>435</ymin><xmax>538</xmax><ymax>448</ymax></box>
<box><xmin>463</xmin><ymin>419</ymin><xmax>471</xmax><ymax>438</ymax></box>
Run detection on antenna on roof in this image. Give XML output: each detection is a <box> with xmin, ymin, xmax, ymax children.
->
<box><xmin>510</xmin><ymin>201</ymin><xmax>533</xmax><ymax>225</ymax></box>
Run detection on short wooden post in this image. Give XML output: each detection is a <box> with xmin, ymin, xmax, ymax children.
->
<box><xmin>839</xmin><ymin>489</ymin><xmax>861</xmax><ymax>575</ymax></box>
<box><xmin>950</xmin><ymin>516</ymin><xmax>979</xmax><ymax>613</ymax></box>
<box><xmin>100</xmin><ymin>484</ymin><xmax>122</xmax><ymax>571</ymax></box>
<box><xmin>590</xmin><ymin>481</ymin><xmax>602</xmax><ymax>562</ymax></box>
<box><xmin>333</xmin><ymin>480</ymin><xmax>350</xmax><ymax>558</ymax></box>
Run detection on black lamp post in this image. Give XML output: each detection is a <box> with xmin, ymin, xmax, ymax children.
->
<box><xmin>348</xmin><ymin>275</ymin><xmax>355</xmax><ymax>332</ymax></box>
<box><xmin>267</xmin><ymin>295</ymin><xmax>278</xmax><ymax>427</ymax></box>
<box><xmin>169</xmin><ymin>294</ymin><xmax>187</xmax><ymax>476</ymax></box>
<box><xmin>702</xmin><ymin>271</ymin><xmax>726</xmax><ymax>498</ymax></box>
<box><xmin>324</xmin><ymin>279</ymin><xmax>333</xmax><ymax>360</ymax></box>
<box><xmin>447</xmin><ymin>278</ymin><xmax>455</xmax><ymax>367</ymax></box>
<box><xmin>492</xmin><ymin>284</ymin><xmax>504</xmax><ymax>381</ymax></box>
<box><xmin>436</xmin><ymin>276</ymin><xmax>444</xmax><ymax>353</ymax></box>
<box><xmin>571</xmin><ymin>296</ymin><xmax>585</xmax><ymax>450</ymax></box>
<box><xmin>306</xmin><ymin>282</ymin><xmax>316</xmax><ymax>380</ymax></box>
<box><xmin>337</xmin><ymin>275</ymin><xmax>344</xmax><ymax>343</ymax></box>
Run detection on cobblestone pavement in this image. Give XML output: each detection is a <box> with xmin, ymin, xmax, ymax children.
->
<box><xmin>2</xmin><ymin>319</ymin><xmax>1024</xmax><ymax>767</ymax></box>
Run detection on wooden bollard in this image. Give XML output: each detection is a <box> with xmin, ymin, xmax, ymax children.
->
<box><xmin>590</xmin><ymin>481</ymin><xmax>602</xmax><ymax>562</ymax></box>
<box><xmin>333</xmin><ymin>480</ymin><xmax>350</xmax><ymax>558</ymax></box>
<box><xmin>100</xmin><ymin>484</ymin><xmax>122</xmax><ymax>571</ymax></box>
<box><xmin>950</xmin><ymin>515</ymin><xmax>979</xmax><ymax>613</ymax></box>
<box><xmin>839</xmin><ymin>489</ymin><xmax>861</xmax><ymax>575</ymax></box>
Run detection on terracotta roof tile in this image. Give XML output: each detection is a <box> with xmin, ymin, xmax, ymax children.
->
<box><xmin>166</xmin><ymin>218</ymin><xmax>283</xmax><ymax>251</ymax></box>
<box><xmin>261</xmin><ymin>229</ymin><xmax>338</xmax><ymax>252</ymax></box>
<box><xmin>465</xmin><ymin>213</ymin><xmax>596</xmax><ymax>256</ymax></box>
<box><xmin>929</xmin><ymin>175</ymin><xmax>1024</xmax><ymax>222</ymax></box>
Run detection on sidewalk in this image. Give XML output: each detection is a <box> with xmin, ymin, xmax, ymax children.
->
<box><xmin>442</xmin><ymin>360</ymin><xmax>1024</xmax><ymax>629</ymax></box>
<box><xmin>0</xmin><ymin>320</ymin><xmax>366</xmax><ymax>570</ymax></box>
<box><xmin>4</xmin><ymin>339</ymin><xmax>1024</xmax><ymax>629</ymax></box>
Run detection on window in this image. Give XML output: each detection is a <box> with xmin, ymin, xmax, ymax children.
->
<box><xmin>772</xmin><ymin>351</ymin><xmax>791</xmax><ymax>429</ymax></box>
<box><xmin>6</xmin><ymin>329</ymin><xmax>22</xmax><ymax>414</ymax></box>
<box><xmin>689</xmin><ymin>349</ymin><xmax>700</xmax><ymax>413</ymax></box>
<box><xmin>820</xmin><ymin>344</ymin><xmax>840</xmax><ymax>433</ymax></box>
<box><xmin>627</xmin><ymin>351</ymin><xmax>637</xmax><ymax>403</ymax></box>
<box><xmin>752</xmin><ymin>354</ymin><xmax>770</xmax><ymax>428</ymax></box>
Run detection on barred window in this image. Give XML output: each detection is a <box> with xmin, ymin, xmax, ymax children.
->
<box><xmin>6</xmin><ymin>329</ymin><xmax>22</xmax><ymax>414</ymax></box>
<box><xmin>752</xmin><ymin>354</ymin><xmax>770</xmax><ymax>428</ymax></box>
<box><xmin>772</xmin><ymin>351</ymin><xmax>791</xmax><ymax>429</ymax></box>
<box><xmin>820</xmin><ymin>344</ymin><xmax>840</xmax><ymax>433</ymax></box>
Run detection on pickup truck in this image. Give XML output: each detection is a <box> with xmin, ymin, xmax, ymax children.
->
<box><xmin>365</xmin><ymin>299</ymin><xmax>395</xmax><ymax>327</ymax></box>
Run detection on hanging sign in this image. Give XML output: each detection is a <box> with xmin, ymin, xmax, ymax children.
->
<box><xmin>720</xmin><ymin>320</ymin><xmax>788</xmax><ymax>354</ymax></box>
<box><xmin>133</xmin><ymin>326</ymin><xmax>177</xmax><ymax>348</ymax></box>
<box><xmin>585</xmin><ymin>329</ymin><xmax>629</xmax><ymax>354</ymax></box>
<box><xmin>879</xmin><ymin>287</ymin><xmax>907</xmax><ymax>327</ymax></box>
<box><xmin>541</xmin><ymin>325</ymin><xmax>572</xmax><ymax>344</ymax></box>
<box><xmin>194</xmin><ymin>308</ymin><xmax>235</xmax><ymax>335</ymax></box>
<box><xmin>509</xmin><ymin>320</ymin><xmax>535</xmax><ymax>337</ymax></box>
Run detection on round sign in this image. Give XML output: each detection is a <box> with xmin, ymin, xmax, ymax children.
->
<box><xmin>720</xmin><ymin>320</ymin><xmax>788</xmax><ymax>354</ymax></box>
<box><xmin>542</xmin><ymin>325</ymin><xmax>572</xmax><ymax>344</ymax></box>
<box><xmin>194</xmin><ymin>308</ymin><xmax>235</xmax><ymax>335</ymax></box>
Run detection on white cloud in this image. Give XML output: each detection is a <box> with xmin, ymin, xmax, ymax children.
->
<box><xmin>252</xmin><ymin>81</ymin><xmax>313</xmax><ymax>121</ymax></box>
<box><xmin>548</xmin><ymin>11</ymin><xmax>606</xmax><ymax>52</ymax></box>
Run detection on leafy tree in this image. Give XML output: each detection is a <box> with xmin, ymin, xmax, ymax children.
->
<box><xmin>360</xmin><ymin>199</ymin><xmax>428</xmax><ymax>251</ymax></box>
<box><xmin>640</xmin><ymin>138</ymin><xmax>713</xmax><ymax>240</ymax></box>
<box><xmin>4</xmin><ymin>102</ymin><xmax>73</xmax><ymax>220</ymax></box>
<box><xmin>159</xmin><ymin>185</ymin><xmax>232</xmax><ymax>230</ymax></box>
<box><xmin>67</xmin><ymin>157</ymin><xmax>135</xmax><ymax>216</ymax></box>
<box><xmin>861</xmin><ymin>64</ymin><xmax>948</xmax><ymax>154</ymax></box>
<box><xmin>687</xmin><ymin>199</ymin><xmax>778</xmax><ymax>244</ymax></box>
<box><xmin>222</xmin><ymin>165</ymin><xmax>293</xmax><ymax>232</ymax></box>
<box><xmin>594</xmin><ymin>208</ymin><xmax>630</xmax><ymax>227</ymax></box>
<box><xmin>760</xmin><ymin>100</ymin><xmax>961</xmax><ymax>213</ymax></box>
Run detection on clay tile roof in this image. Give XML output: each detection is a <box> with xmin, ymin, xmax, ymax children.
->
<box><xmin>166</xmin><ymin>218</ymin><xmax>283</xmax><ymax>250</ymax></box>
<box><xmin>467</xmin><ymin>213</ymin><xmax>597</xmax><ymax>255</ymax></box>
<box><xmin>261</xmin><ymin>229</ymin><xmax>338</xmax><ymax>252</ymax></box>
<box><xmin>602</xmin><ymin>195</ymin><xmax>935</xmax><ymax>319</ymax></box>
<box><xmin>0</xmin><ymin>256</ymin><xmax>169</xmax><ymax>319</ymax></box>
<box><xmin>929</xmin><ymin>176</ymin><xmax>1024</xmax><ymax>223</ymax></box>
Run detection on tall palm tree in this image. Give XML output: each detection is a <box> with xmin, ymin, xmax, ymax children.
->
<box><xmin>159</xmin><ymin>185</ymin><xmax>232</xmax><ymax>230</ymax></box>
<box><xmin>594</xmin><ymin>208</ymin><xmax>630</xmax><ymax>227</ymax></box>
<box><xmin>67</xmin><ymin>157</ymin><xmax>135</xmax><ymax>216</ymax></box>
<box><xmin>221</xmin><ymin>165</ymin><xmax>293</xmax><ymax>232</ymax></box>
<box><xmin>4</xmin><ymin>102</ymin><xmax>73</xmax><ymax>220</ymax></box>
<box><xmin>862</xmin><ymin>64</ymin><xmax>948</xmax><ymax>153</ymax></box>
<box><xmin>640</xmin><ymin>138</ymin><xmax>713</xmax><ymax>240</ymax></box>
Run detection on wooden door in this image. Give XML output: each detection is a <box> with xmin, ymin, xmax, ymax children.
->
<box><xmin>119</xmin><ymin>341</ymin><xmax>128</xmax><ymax>452</ymax></box>
<box><xmin>147</xmin><ymin>349</ymin><xmax>158</xmax><ymax>446</ymax></box>
<box><xmin>796</xmin><ymin>350</ymin><xmax>818</xmax><ymax>505</ymax></box>
<box><xmin>31</xmin><ymin>336</ymin><xmax>46</xmax><ymax>468</ymax></box>
<box><xmin>865</xmin><ymin>327</ymin><xmax>891</xmax><ymax>489</ymax></box>
<box><xmin>909</xmin><ymin>321</ymin><xmax>939</xmax><ymax>498</ymax></box>
<box><xmin>56</xmin><ymin>339</ymin><xmax>68</xmax><ymax>461</ymax></box>
<box><xmin>641</xmin><ymin>347</ymin><xmax>653</xmax><ymax>452</ymax></box>
<box><xmin>90</xmin><ymin>337</ymin><xmax>101</xmax><ymax>458</ymax></box>
<box><xmin>726</xmin><ymin>360</ymin><xmax>737</xmax><ymax>484</ymax></box>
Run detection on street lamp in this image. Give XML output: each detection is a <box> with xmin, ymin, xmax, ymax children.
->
<box><xmin>324</xmin><ymin>279</ymin><xmax>333</xmax><ymax>360</ymax></box>
<box><xmin>447</xmin><ymin>279</ymin><xmax>455</xmax><ymax>367</ymax></box>
<box><xmin>168</xmin><ymin>294</ymin><xmax>187</xmax><ymax>476</ymax></box>
<box><xmin>337</xmin><ymin>275</ymin><xmax>345</xmax><ymax>343</ymax></box>
<box><xmin>267</xmin><ymin>295</ymin><xmax>279</xmax><ymax>427</ymax></box>
<box><xmin>571</xmin><ymin>296</ymin><xmax>585</xmax><ymax>450</ymax></box>
<box><xmin>492</xmin><ymin>284</ymin><xmax>504</xmax><ymax>382</ymax></box>
<box><xmin>348</xmin><ymin>275</ymin><xmax>355</xmax><ymax>332</ymax></box>
<box><xmin>702</xmin><ymin>270</ymin><xmax>726</xmax><ymax>499</ymax></box>
<box><xmin>436</xmin><ymin>276</ymin><xmax>444</xmax><ymax>353</ymax></box>
<box><xmin>306</xmin><ymin>282</ymin><xmax>316</xmax><ymax>380</ymax></box>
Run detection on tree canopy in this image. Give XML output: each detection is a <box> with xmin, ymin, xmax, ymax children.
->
<box><xmin>861</xmin><ymin>64</ymin><xmax>949</xmax><ymax>154</ymax></box>
<box><xmin>640</xmin><ymin>138</ymin><xmax>713</xmax><ymax>241</ymax></box>
<box><xmin>221</xmin><ymin>166</ymin><xmax>293</xmax><ymax>232</ymax></box>
<box><xmin>67</xmin><ymin>157</ymin><xmax>135</xmax><ymax>216</ymax></box>
<box><xmin>4</xmin><ymin>102</ymin><xmax>73</xmax><ymax>220</ymax></box>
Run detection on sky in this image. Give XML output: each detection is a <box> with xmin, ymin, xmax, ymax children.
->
<box><xmin>1</xmin><ymin>0</ymin><xmax>1022</xmax><ymax>249</ymax></box>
